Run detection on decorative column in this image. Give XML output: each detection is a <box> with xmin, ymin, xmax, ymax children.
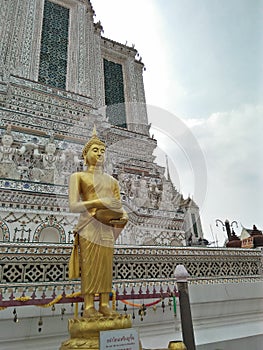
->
<box><xmin>174</xmin><ymin>264</ymin><xmax>196</xmax><ymax>350</ymax></box>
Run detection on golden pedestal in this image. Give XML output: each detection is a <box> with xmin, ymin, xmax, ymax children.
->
<box><xmin>168</xmin><ymin>341</ymin><xmax>187</xmax><ymax>349</ymax></box>
<box><xmin>60</xmin><ymin>314</ymin><xmax>133</xmax><ymax>350</ymax></box>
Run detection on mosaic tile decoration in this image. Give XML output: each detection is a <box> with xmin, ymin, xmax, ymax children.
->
<box><xmin>38</xmin><ymin>0</ymin><xmax>69</xmax><ymax>89</ymax></box>
<box><xmin>103</xmin><ymin>59</ymin><xmax>127</xmax><ymax>128</ymax></box>
<box><xmin>0</xmin><ymin>243</ymin><xmax>261</xmax><ymax>286</ymax></box>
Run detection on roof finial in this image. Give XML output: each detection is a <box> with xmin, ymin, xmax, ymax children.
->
<box><xmin>92</xmin><ymin>124</ymin><xmax>97</xmax><ymax>137</ymax></box>
<box><xmin>165</xmin><ymin>154</ymin><xmax>171</xmax><ymax>182</ymax></box>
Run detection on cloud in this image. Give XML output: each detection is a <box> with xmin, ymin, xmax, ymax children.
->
<box><xmin>149</xmin><ymin>103</ymin><xmax>262</xmax><ymax>244</ymax></box>
<box><xmin>185</xmin><ymin>104</ymin><xmax>263</xmax><ymax>243</ymax></box>
<box><xmin>189</xmin><ymin>104</ymin><xmax>262</xmax><ymax>180</ymax></box>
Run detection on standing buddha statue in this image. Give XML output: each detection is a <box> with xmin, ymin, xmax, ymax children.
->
<box><xmin>68</xmin><ymin>127</ymin><xmax>128</xmax><ymax>318</ymax></box>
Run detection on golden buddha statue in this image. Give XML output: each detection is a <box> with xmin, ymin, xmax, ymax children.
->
<box><xmin>68</xmin><ymin>127</ymin><xmax>128</xmax><ymax>318</ymax></box>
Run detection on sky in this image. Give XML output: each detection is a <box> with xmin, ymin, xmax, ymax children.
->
<box><xmin>91</xmin><ymin>0</ymin><xmax>263</xmax><ymax>245</ymax></box>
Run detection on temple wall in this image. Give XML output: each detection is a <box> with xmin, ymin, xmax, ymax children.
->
<box><xmin>0</xmin><ymin>280</ymin><xmax>262</xmax><ymax>349</ymax></box>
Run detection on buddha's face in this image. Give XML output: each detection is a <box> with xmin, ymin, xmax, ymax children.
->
<box><xmin>86</xmin><ymin>143</ymin><xmax>105</xmax><ymax>166</ymax></box>
<box><xmin>2</xmin><ymin>134</ymin><xmax>13</xmax><ymax>147</ymax></box>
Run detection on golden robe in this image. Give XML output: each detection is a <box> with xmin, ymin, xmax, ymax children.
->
<box><xmin>69</xmin><ymin>171</ymin><xmax>122</xmax><ymax>294</ymax></box>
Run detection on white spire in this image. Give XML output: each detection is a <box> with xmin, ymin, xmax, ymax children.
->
<box><xmin>165</xmin><ymin>154</ymin><xmax>171</xmax><ymax>182</ymax></box>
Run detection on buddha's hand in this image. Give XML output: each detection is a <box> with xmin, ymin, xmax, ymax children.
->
<box><xmin>98</xmin><ymin>197</ymin><xmax>122</xmax><ymax>210</ymax></box>
<box><xmin>110</xmin><ymin>216</ymin><xmax>128</xmax><ymax>227</ymax></box>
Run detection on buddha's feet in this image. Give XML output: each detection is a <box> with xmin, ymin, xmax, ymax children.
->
<box><xmin>83</xmin><ymin>307</ymin><xmax>102</xmax><ymax>318</ymax></box>
<box><xmin>99</xmin><ymin>305</ymin><xmax>119</xmax><ymax>317</ymax></box>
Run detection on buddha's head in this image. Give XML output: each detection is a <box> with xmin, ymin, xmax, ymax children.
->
<box><xmin>82</xmin><ymin>126</ymin><xmax>106</xmax><ymax>166</ymax></box>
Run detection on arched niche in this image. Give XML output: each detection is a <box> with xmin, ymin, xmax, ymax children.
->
<box><xmin>33</xmin><ymin>218</ymin><xmax>66</xmax><ymax>243</ymax></box>
<box><xmin>38</xmin><ymin>227</ymin><xmax>60</xmax><ymax>243</ymax></box>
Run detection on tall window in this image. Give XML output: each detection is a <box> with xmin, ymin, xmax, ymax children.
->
<box><xmin>191</xmin><ymin>213</ymin><xmax>199</xmax><ymax>237</ymax></box>
<box><xmin>38</xmin><ymin>0</ymin><xmax>69</xmax><ymax>89</ymax></box>
<box><xmin>103</xmin><ymin>59</ymin><xmax>127</xmax><ymax>128</ymax></box>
